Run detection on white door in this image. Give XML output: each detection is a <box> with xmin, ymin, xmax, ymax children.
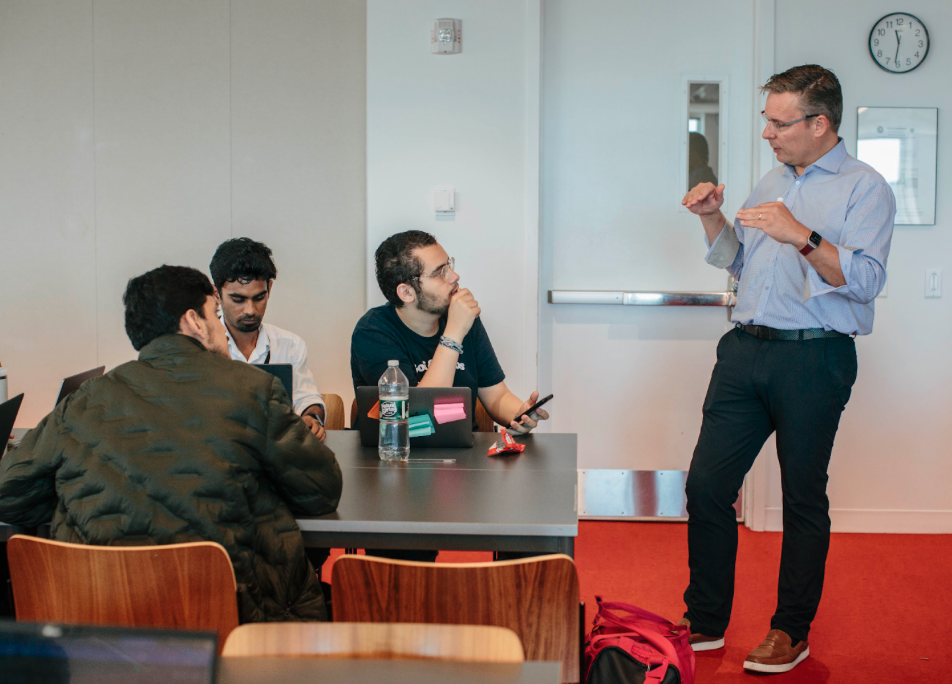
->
<box><xmin>539</xmin><ymin>0</ymin><xmax>765</xmax><ymax>484</ymax></box>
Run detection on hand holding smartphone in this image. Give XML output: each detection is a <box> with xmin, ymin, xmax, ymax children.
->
<box><xmin>511</xmin><ymin>393</ymin><xmax>553</xmax><ymax>426</ymax></box>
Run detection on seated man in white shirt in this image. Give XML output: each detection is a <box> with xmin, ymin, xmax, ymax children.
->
<box><xmin>210</xmin><ymin>238</ymin><xmax>327</xmax><ymax>442</ymax></box>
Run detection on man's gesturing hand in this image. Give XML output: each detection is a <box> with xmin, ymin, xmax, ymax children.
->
<box><xmin>682</xmin><ymin>183</ymin><xmax>725</xmax><ymax>216</ymax></box>
<box><xmin>444</xmin><ymin>288</ymin><xmax>480</xmax><ymax>344</ymax></box>
<box><xmin>736</xmin><ymin>201</ymin><xmax>811</xmax><ymax>249</ymax></box>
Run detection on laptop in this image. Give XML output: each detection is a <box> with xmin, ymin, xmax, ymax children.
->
<box><xmin>252</xmin><ymin>363</ymin><xmax>293</xmax><ymax>399</ymax></box>
<box><xmin>0</xmin><ymin>620</ymin><xmax>217</xmax><ymax>684</ymax></box>
<box><xmin>1</xmin><ymin>393</ymin><xmax>24</xmax><ymax>456</ymax></box>
<box><xmin>355</xmin><ymin>386</ymin><xmax>474</xmax><ymax>448</ymax></box>
<box><xmin>55</xmin><ymin>366</ymin><xmax>106</xmax><ymax>407</ymax></box>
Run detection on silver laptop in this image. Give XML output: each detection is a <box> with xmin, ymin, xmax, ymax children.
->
<box><xmin>355</xmin><ymin>386</ymin><xmax>475</xmax><ymax>448</ymax></box>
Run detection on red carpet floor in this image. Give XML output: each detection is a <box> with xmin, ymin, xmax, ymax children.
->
<box><xmin>322</xmin><ymin>522</ymin><xmax>952</xmax><ymax>683</ymax></box>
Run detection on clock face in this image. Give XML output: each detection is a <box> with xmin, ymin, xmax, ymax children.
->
<box><xmin>869</xmin><ymin>13</ymin><xmax>930</xmax><ymax>73</ymax></box>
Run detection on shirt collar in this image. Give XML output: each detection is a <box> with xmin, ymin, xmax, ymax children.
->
<box><xmin>220</xmin><ymin>315</ymin><xmax>270</xmax><ymax>363</ymax></box>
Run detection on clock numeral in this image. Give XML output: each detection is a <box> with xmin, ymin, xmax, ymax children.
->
<box><xmin>897</xmin><ymin>18</ymin><xmax>904</xmax><ymax>25</ymax></box>
<box><xmin>873</xmin><ymin>39</ymin><xmax>879</xmax><ymax>46</ymax></box>
<box><xmin>884</xmin><ymin>57</ymin><xmax>890</xmax><ymax>66</ymax></box>
<box><xmin>877</xmin><ymin>50</ymin><xmax>882</xmax><ymax>57</ymax></box>
<box><xmin>878</xmin><ymin>29</ymin><xmax>885</xmax><ymax>36</ymax></box>
<box><xmin>915</xmin><ymin>52</ymin><xmax>920</xmax><ymax>58</ymax></box>
<box><xmin>885</xmin><ymin>21</ymin><xmax>893</xmax><ymax>28</ymax></box>
<box><xmin>906</xmin><ymin>58</ymin><xmax>912</xmax><ymax>66</ymax></box>
<box><xmin>918</xmin><ymin>41</ymin><xmax>923</xmax><ymax>47</ymax></box>
<box><xmin>915</xmin><ymin>29</ymin><xmax>921</xmax><ymax>36</ymax></box>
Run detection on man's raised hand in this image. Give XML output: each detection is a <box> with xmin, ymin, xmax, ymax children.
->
<box><xmin>445</xmin><ymin>288</ymin><xmax>480</xmax><ymax>343</ymax></box>
<box><xmin>682</xmin><ymin>183</ymin><xmax>726</xmax><ymax>216</ymax></box>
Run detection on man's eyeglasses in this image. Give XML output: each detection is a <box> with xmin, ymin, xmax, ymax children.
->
<box><xmin>418</xmin><ymin>257</ymin><xmax>455</xmax><ymax>282</ymax></box>
<box><xmin>761</xmin><ymin>111</ymin><xmax>819</xmax><ymax>133</ymax></box>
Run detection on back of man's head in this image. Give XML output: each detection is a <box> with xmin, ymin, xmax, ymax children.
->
<box><xmin>374</xmin><ymin>230</ymin><xmax>437</xmax><ymax>307</ymax></box>
<box><xmin>123</xmin><ymin>265</ymin><xmax>215</xmax><ymax>351</ymax></box>
<box><xmin>761</xmin><ymin>64</ymin><xmax>842</xmax><ymax>132</ymax></box>
<box><xmin>209</xmin><ymin>238</ymin><xmax>278</xmax><ymax>293</ymax></box>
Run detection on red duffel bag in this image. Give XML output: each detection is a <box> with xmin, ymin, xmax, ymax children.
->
<box><xmin>583</xmin><ymin>596</ymin><xmax>695</xmax><ymax>684</ymax></box>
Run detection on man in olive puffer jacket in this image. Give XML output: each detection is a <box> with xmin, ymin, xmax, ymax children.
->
<box><xmin>0</xmin><ymin>265</ymin><xmax>343</xmax><ymax>622</ymax></box>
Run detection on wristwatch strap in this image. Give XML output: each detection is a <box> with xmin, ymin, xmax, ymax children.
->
<box><xmin>800</xmin><ymin>231</ymin><xmax>822</xmax><ymax>256</ymax></box>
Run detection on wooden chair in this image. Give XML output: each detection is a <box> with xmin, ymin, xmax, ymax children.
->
<box><xmin>323</xmin><ymin>392</ymin><xmax>345</xmax><ymax>430</ymax></box>
<box><xmin>332</xmin><ymin>554</ymin><xmax>580</xmax><ymax>682</ymax></box>
<box><xmin>350</xmin><ymin>397</ymin><xmax>496</xmax><ymax>432</ymax></box>
<box><xmin>222</xmin><ymin>622</ymin><xmax>524</xmax><ymax>662</ymax></box>
<box><xmin>7</xmin><ymin>535</ymin><xmax>240</xmax><ymax>653</ymax></box>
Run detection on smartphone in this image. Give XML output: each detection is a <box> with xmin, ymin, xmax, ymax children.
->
<box><xmin>512</xmin><ymin>394</ymin><xmax>554</xmax><ymax>425</ymax></box>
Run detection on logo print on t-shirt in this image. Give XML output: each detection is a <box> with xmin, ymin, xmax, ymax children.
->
<box><xmin>415</xmin><ymin>359</ymin><xmax>465</xmax><ymax>373</ymax></box>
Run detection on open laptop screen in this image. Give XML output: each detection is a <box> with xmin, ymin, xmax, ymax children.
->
<box><xmin>0</xmin><ymin>621</ymin><xmax>217</xmax><ymax>684</ymax></box>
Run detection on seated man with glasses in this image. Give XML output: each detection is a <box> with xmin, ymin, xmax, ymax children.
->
<box><xmin>351</xmin><ymin>231</ymin><xmax>549</xmax><ymax>562</ymax></box>
<box><xmin>352</xmin><ymin>230</ymin><xmax>548</xmax><ymax>437</ymax></box>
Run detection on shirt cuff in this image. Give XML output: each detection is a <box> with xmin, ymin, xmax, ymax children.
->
<box><xmin>705</xmin><ymin>222</ymin><xmax>740</xmax><ymax>269</ymax></box>
<box><xmin>804</xmin><ymin>244</ymin><xmax>854</xmax><ymax>300</ymax></box>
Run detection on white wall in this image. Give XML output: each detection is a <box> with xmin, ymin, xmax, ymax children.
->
<box><xmin>366</xmin><ymin>0</ymin><xmax>540</xmax><ymax>400</ymax></box>
<box><xmin>539</xmin><ymin>0</ymin><xmax>756</xmax><ymax>471</ymax></box>
<box><xmin>764</xmin><ymin>0</ymin><xmax>952</xmax><ymax>532</ymax></box>
<box><xmin>0</xmin><ymin>0</ymin><xmax>366</xmax><ymax>427</ymax></box>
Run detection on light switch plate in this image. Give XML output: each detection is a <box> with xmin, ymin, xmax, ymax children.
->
<box><xmin>925</xmin><ymin>269</ymin><xmax>942</xmax><ymax>298</ymax></box>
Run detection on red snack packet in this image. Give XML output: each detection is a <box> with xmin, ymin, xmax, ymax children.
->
<box><xmin>488</xmin><ymin>428</ymin><xmax>526</xmax><ymax>456</ymax></box>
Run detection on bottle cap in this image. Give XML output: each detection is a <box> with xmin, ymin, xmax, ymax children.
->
<box><xmin>388</xmin><ymin>360</ymin><xmax>399</xmax><ymax>367</ymax></box>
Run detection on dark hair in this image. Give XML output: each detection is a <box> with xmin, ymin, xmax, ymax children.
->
<box><xmin>123</xmin><ymin>265</ymin><xmax>215</xmax><ymax>350</ymax></box>
<box><xmin>761</xmin><ymin>64</ymin><xmax>842</xmax><ymax>132</ymax></box>
<box><xmin>688</xmin><ymin>132</ymin><xmax>710</xmax><ymax>169</ymax></box>
<box><xmin>209</xmin><ymin>237</ymin><xmax>278</xmax><ymax>292</ymax></box>
<box><xmin>374</xmin><ymin>230</ymin><xmax>437</xmax><ymax>307</ymax></box>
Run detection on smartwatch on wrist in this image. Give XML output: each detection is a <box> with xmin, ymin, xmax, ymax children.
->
<box><xmin>799</xmin><ymin>231</ymin><xmax>822</xmax><ymax>256</ymax></box>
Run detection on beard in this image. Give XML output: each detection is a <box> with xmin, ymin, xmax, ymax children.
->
<box><xmin>415</xmin><ymin>289</ymin><xmax>449</xmax><ymax>317</ymax></box>
<box><xmin>234</xmin><ymin>317</ymin><xmax>260</xmax><ymax>333</ymax></box>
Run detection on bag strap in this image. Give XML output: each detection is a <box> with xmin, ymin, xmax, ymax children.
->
<box><xmin>589</xmin><ymin>625</ymin><xmax>681</xmax><ymax>669</ymax></box>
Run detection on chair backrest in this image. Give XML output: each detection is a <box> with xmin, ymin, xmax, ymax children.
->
<box><xmin>7</xmin><ymin>535</ymin><xmax>240</xmax><ymax>653</ymax></box>
<box><xmin>351</xmin><ymin>397</ymin><xmax>495</xmax><ymax>432</ymax></box>
<box><xmin>332</xmin><ymin>554</ymin><xmax>579</xmax><ymax>682</ymax></box>
<box><xmin>474</xmin><ymin>398</ymin><xmax>495</xmax><ymax>433</ymax></box>
<box><xmin>323</xmin><ymin>392</ymin><xmax>345</xmax><ymax>430</ymax></box>
<box><xmin>222</xmin><ymin>621</ymin><xmax>524</xmax><ymax>662</ymax></box>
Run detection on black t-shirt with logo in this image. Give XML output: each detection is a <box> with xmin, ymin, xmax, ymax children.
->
<box><xmin>350</xmin><ymin>304</ymin><xmax>506</xmax><ymax>427</ymax></box>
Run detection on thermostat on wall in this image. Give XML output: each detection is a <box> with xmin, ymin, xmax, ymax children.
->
<box><xmin>431</xmin><ymin>19</ymin><xmax>461</xmax><ymax>54</ymax></box>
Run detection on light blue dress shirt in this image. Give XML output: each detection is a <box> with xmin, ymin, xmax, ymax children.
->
<box><xmin>706</xmin><ymin>138</ymin><xmax>895</xmax><ymax>335</ymax></box>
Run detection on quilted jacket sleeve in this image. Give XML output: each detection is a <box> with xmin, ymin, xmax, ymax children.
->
<box><xmin>0</xmin><ymin>399</ymin><xmax>69</xmax><ymax>527</ymax></box>
<box><xmin>259</xmin><ymin>376</ymin><xmax>343</xmax><ymax>516</ymax></box>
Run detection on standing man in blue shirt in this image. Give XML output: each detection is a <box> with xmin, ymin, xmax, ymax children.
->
<box><xmin>679</xmin><ymin>65</ymin><xmax>894</xmax><ymax>674</ymax></box>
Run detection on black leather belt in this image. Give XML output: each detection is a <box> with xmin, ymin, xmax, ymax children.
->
<box><xmin>737</xmin><ymin>323</ymin><xmax>850</xmax><ymax>341</ymax></box>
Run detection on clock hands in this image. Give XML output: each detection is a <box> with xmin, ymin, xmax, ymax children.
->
<box><xmin>895</xmin><ymin>30</ymin><xmax>900</xmax><ymax>66</ymax></box>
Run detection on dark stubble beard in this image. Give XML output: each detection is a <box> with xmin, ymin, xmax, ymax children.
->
<box><xmin>415</xmin><ymin>289</ymin><xmax>449</xmax><ymax>317</ymax></box>
<box><xmin>234</xmin><ymin>317</ymin><xmax>260</xmax><ymax>333</ymax></box>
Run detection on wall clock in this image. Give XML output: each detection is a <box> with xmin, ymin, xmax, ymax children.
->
<box><xmin>869</xmin><ymin>13</ymin><xmax>929</xmax><ymax>73</ymax></box>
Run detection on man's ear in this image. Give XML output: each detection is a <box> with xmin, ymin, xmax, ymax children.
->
<box><xmin>814</xmin><ymin>115</ymin><xmax>831</xmax><ymax>138</ymax></box>
<box><xmin>396</xmin><ymin>283</ymin><xmax>416</xmax><ymax>305</ymax></box>
<box><xmin>178</xmin><ymin>308</ymin><xmax>205</xmax><ymax>341</ymax></box>
<box><xmin>267</xmin><ymin>279</ymin><xmax>274</xmax><ymax>294</ymax></box>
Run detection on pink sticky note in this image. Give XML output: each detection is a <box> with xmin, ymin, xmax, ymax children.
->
<box><xmin>434</xmin><ymin>404</ymin><xmax>467</xmax><ymax>424</ymax></box>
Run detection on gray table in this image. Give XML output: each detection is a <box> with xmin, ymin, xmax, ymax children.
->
<box><xmin>300</xmin><ymin>431</ymin><xmax>578</xmax><ymax>556</ymax></box>
<box><xmin>3</xmin><ymin>429</ymin><xmax>579</xmax><ymax>556</ymax></box>
<box><xmin>217</xmin><ymin>657</ymin><xmax>560</xmax><ymax>684</ymax></box>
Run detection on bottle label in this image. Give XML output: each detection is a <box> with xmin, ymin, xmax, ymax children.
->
<box><xmin>379</xmin><ymin>399</ymin><xmax>408</xmax><ymax>421</ymax></box>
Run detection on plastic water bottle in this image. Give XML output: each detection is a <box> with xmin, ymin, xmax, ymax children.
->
<box><xmin>378</xmin><ymin>360</ymin><xmax>409</xmax><ymax>461</ymax></box>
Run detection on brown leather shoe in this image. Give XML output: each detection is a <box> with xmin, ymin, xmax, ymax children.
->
<box><xmin>743</xmin><ymin>629</ymin><xmax>810</xmax><ymax>673</ymax></box>
<box><xmin>677</xmin><ymin>618</ymin><xmax>724</xmax><ymax>651</ymax></box>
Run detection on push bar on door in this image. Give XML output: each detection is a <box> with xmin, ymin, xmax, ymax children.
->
<box><xmin>547</xmin><ymin>278</ymin><xmax>737</xmax><ymax>316</ymax></box>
